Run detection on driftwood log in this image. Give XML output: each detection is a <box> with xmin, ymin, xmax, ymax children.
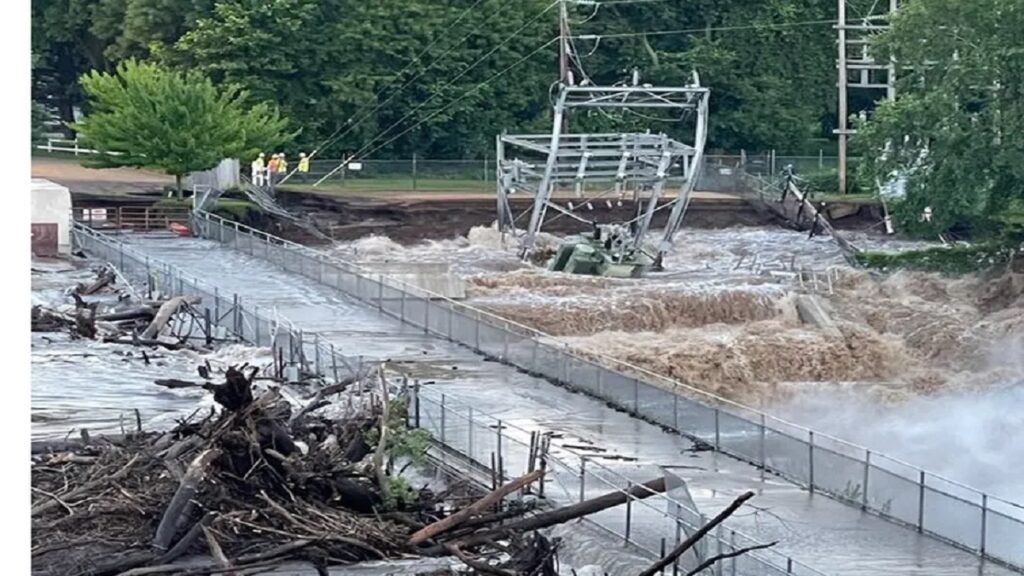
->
<box><xmin>141</xmin><ymin>296</ymin><xmax>201</xmax><ymax>340</ymax></box>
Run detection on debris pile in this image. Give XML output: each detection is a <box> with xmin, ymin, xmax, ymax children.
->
<box><xmin>33</xmin><ymin>363</ymin><xmax>601</xmax><ymax>575</ymax></box>
<box><xmin>32</xmin><ymin>264</ymin><xmax>210</xmax><ymax>351</ymax></box>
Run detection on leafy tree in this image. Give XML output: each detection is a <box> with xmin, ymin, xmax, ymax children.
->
<box><xmin>855</xmin><ymin>0</ymin><xmax>1024</xmax><ymax>237</ymax></box>
<box><xmin>32</xmin><ymin>102</ymin><xmax>53</xmax><ymax>146</ymax></box>
<box><xmin>74</xmin><ymin>60</ymin><xmax>293</xmax><ymax>197</ymax></box>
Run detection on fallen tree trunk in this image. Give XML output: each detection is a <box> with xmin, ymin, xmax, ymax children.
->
<box><xmin>410</xmin><ymin>469</ymin><xmax>544</xmax><ymax>545</ymax></box>
<box><xmin>77</xmin><ymin>267</ymin><xmax>115</xmax><ymax>295</ymax></box>
<box><xmin>153</xmin><ymin>449</ymin><xmax>221</xmax><ymax>551</ymax></box>
<box><xmin>141</xmin><ymin>296</ymin><xmax>200</xmax><ymax>340</ymax></box>
<box><xmin>441</xmin><ymin>477</ymin><xmax>667</xmax><ymax>552</ymax></box>
<box><xmin>97</xmin><ymin>307</ymin><xmax>156</xmax><ymax>322</ymax></box>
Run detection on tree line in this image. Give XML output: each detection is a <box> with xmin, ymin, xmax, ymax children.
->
<box><xmin>32</xmin><ymin>0</ymin><xmax>1023</xmax><ymax>237</ymax></box>
<box><xmin>32</xmin><ymin>0</ymin><xmax>842</xmax><ymax>158</ymax></box>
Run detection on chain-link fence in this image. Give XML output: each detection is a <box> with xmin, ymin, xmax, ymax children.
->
<box><xmin>412</xmin><ymin>388</ymin><xmax>825</xmax><ymax>576</ymax></box>
<box><xmin>275</xmin><ymin>154</ymin><xmax>849</xmax><ymax>195</ymax></box>
<box><xmin>70</xmin><ymin>223</ymin><xmax>368</xmax><ymax>385</ymax></box>
<box><xmin>192</xmin><ymin>210</ymin><xmax>1024</xmax><ymax>572</ymax></box>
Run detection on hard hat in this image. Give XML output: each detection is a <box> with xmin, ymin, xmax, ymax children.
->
<box><xmin>299</xmin><ymin>152</ymin><xmax>306</xmax><ymax>157</ymax></box>
<box><xmin>258</xmin><ymin>152</ymin><xmax>265</xmax><ymax>158</ymax></box>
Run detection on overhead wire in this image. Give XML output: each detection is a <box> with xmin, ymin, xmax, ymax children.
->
<box><xmin>315</xmin><ymin>2</ymin><xmax>561</xmax><ymax>184</ymax></box>
<box><xmin>571</xmin><ymin>18</ymin><xmax>839</xmax><ymax>40</ymax></box>
<box><xmin>277</xmin><ymin>0</ymin><xmax>496</xmax><ymax>184</ymax></box>
<box><xmin>348</xmin><ymin>36</ymin><xmax>561</xmax><ymax>164</ymax></box>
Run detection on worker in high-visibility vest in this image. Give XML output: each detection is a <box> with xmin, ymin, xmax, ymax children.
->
<box><xmin>277</xmin><ymin>153</ymin><xmax>288</xmax><ymax>175</ymax></box>
<box><xmin>251</xmin><ymin>152</ymin><xmax>266</xmax><ymax>186</ymax></box>
<box><xmin>297</xmin><ymin>152</ymin><xmax>310</xmax><ymax>183</ymax></box>
<box><xmin>266</xmin><ymin>154</ymin><xmax>280</xmax><ymax>187</ymax></box>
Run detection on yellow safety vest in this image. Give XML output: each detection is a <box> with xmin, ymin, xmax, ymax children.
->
<box><xmin>298</xmin><ymin>158</ymin><xmax>310</xmax><ymax>172</ymax></box>
<box><xmin>278</xmin><ymin>160</ymin><xmax>288</xmax><ymax>173</ymax></box>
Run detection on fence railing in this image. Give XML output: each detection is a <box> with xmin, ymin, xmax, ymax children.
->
<box><xmin>72</xmin><ymin>206</ymin><xmax>192</xmax><ymax>231</ymax></box>
<box><xmin>70</xmin><ymin>222</ymin><xmax>367</xmax><ymax>386</ymax></box>
<box><xmin>36</xmin><ymin>138</ymin><xmax>109</xmax><ymax>156</ymax></box>
<box><xmin>190</xmin><ymin>209</ymin><xmax>1024</xmax><ymax>571</ymax></box>
<box><xmin>278</xmin><ymin>155</ymin><xmax>849</xmax><ymax>194</ymax></box>
<box><xmin>71</xmin><ymin>223</ymin><xmax>816</xmax><ymax>574</ymax></box>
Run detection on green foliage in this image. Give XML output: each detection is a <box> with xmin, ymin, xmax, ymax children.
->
<box><xmin>855</xmin><ymin>241</ymin><xmax>1020</xmax><ymax>275</ymax></box>
<box><xmin>854</xmin><ymin>0</ymin><xmax>1024</xmax><ymax>238</ymax></box>
<box><xmin>365</xmin><ymin>397</ymin><xmax>432</xmax><ymax>510</ymax></box>
<box><xmin>381</xmin><ymin>476</ymin><xmax>420</xmax><ymax>510</ymax></box>
<box><xmin>73</xmin><ymin>60</ymin><xmax>293</xmax><ymax>196</ymax></box>
<box><xmin>33</xmin><ymin>0</ymin><xmax>846</xmax><ymax>158</ymax></box>
<box><xmin>32</xmin><ymin>103</ymin><xmax>52</xmax><ymax>146</ymax></box>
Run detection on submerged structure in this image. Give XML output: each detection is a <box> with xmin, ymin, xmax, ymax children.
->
<box><xmin>496</xmin><ymin>79</ymin><xmax>709</xmax><ymax>276</ymax></box>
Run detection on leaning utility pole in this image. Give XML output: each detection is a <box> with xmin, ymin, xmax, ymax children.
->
<box><xmin>835</xmin><ymin>0</ymin><xmax>898</xmax><ymax>194</ymax></box>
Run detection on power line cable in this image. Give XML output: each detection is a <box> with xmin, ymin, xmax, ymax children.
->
<box><xmin>282</xmin><ymin>0</ymin><xmax>492</xmax><ymax>176</ymax></box>
<box><xmin>343</xmin><ymin>37</ymin><xmax>560</xmax><ymax>167</ymax></box>
<box><xmin>315</xmin><ymin>3</ymin><xmax>560</xmax><ymax>185</ymax></box>
<box><xmin>571</xmin><ymin>19</ymin><xmax>839</xmax><ymax>40</ymax></box>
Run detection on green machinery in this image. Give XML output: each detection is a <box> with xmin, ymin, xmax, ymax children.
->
<box><xmin>546</xmin><ymin>224</ymin><xmax>654</xmax><ymax>278</ymax></box>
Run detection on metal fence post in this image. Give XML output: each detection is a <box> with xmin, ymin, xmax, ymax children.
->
<box><xmin>400</xmin><ymin>289</ymin><xmax>406</xmax><ymax>321</ymax></box>
<box><xmin>980</xmin><ymin>494</ymin><xmax>988</xmax><ymax>554</ymax></box>
<box><xmin>917</xmin><ymin>471</ymin><xmax>925</xmax><ymax>532</ymax></box>
<box><xmin>468</xmin><ymin>406</ymin><xmax>474</xmax><ymax>461</ymax></box>
<box><xmin>377</xmin><ymin>275</ymin><xmax>384</xmax><ymax>311</ymax></box>
<box><xmin>624</xmin><ymin>481</ymin><xmax>632</xmax><ymax>544</ymax></box>
<box><xmin>579</xmin><ymin>456</ymin><xmax>587</xmax><ymax>503</ymax></box>
<box><xmin>214</xmin><ymin>287</ymin><xmax>220</xmax><ymax>324</ymax></box>
<box><xmin>232</xmin><ymin>294</ymin><xmax>240</xmax><ymax>336</ymax></box>
<box><xmin>424</xmin><ymin>297</ymin><xmax>430</xmax><ymax>334</ymax></box>
<box><xmin>314</xmin><ymin>333</ymin><xmax>321</xmax><ymax>375</ymax></box>
<box><xmin>413</xmin><ymin>381</ymin><xmax>421</xmax><ymax>428</ymax></box>
<box><xmin>496</xmin><ymin>420</ymin><xmax>503</xmax><ymax>485</ymax></box>
<box><xmin>808</xmin><ymin>431</ymin><xmax>815</xmax><ymax>493</ymax></box>
<box><xmin>440</xmin><ymin>394</ymin><xmax>447</xmax><ymax>446</ymax></box>
<box><xmin>254</xmin><ymin>305</ymin><xmax>261</xmax><ymax>345</ymax></box>
<box><xmin>862</xmin><ymin>450</ymin><xmax>871</xmax><ymax>510</ymax></box>
<box><xmin>730</xmin><ymin>529</ymin><xmax>737</xmax><ymax>576</ymax></box>
<box><xmin>673</xmin><ymin>393</ymin><xmax>679</xmax><ymax>430</ymax></box>
<box><xmin>759</xmin><ymin>413</ymin><xmax>767</xmax><ymax>479</ymax></box>
<box><xmin>474</xmin><ymin>316</ymin><xmax>481</xmax><ymax>351</ymax></box>
<box><xmin>331</xmin><ymin>343</ymin><xmax>339</xmax><ymax>383</ymax></box>
<box><xmin>714</xmin><ymin>408</ymin><xmax>721</xmax><ymax>451</ymax></box>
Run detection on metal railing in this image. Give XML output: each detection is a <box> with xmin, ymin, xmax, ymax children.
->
<box><xmin>71</xmin><ymin>222</ymin><xmax>367</xmax><ymax>385</ymax></box>
<box><xmin>190</xmin><ymin>209</ymin><xmax>1024</xmax><ymax>571</ymax></box>
<box><xmin>72</xmin><ymin>206</ymin><xmax>192</xmax><ymax>231</ymax></box>
<box><xmin>71</xmin><ymin>223</ymin><xmax>820</xmax><ymax>574</ymax></box>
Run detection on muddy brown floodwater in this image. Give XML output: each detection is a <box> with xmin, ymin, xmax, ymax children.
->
<box><xmin>329</xmin><ymin>225</ymin><xmax>1024</xmax><ymax>502</ymax></box>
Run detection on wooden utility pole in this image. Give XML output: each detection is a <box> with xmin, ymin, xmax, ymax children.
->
<box><xmin>835</xmin><ymin>0</ymin><xmax>898</xmax><ymax>194</ymax></box>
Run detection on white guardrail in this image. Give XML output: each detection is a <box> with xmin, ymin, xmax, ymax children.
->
<box><xmin>190</xmin><ymin>209</ymin><xmax>1024</xmax><ymax>572</ymax></box>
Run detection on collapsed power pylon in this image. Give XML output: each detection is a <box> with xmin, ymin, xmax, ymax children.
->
<box><xmin>496</xmin><ymin>79</ymin><xmax>709</xmax><ymax>276</ymax></box>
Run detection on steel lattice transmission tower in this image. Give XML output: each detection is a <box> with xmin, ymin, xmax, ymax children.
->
<box><xmin>836</xmin><ymin>0</ymin><xmax>898</xmax><ymax>195</ymax></box>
